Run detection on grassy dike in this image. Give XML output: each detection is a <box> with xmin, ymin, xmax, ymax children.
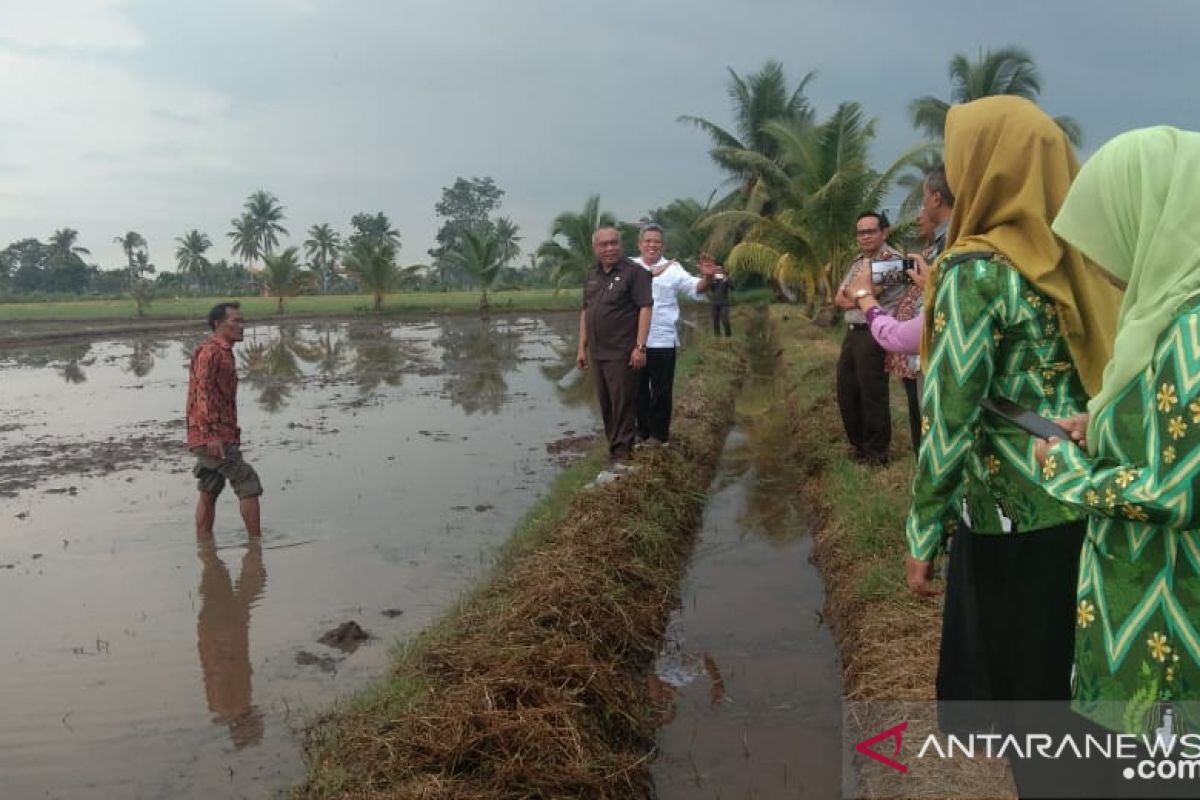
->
<box><xmin>771</xmin><ymin>307</ymin><xmax>1013</xmax><ymax>798</ymax></box>
<box><xmin>0</xmin><ymin>289</ymin><xmax>584</xmax><ymax>322</ymax></box>
<box><xmin>296</xmin><ymin>325</ymin><xmax>749</xmax><ymax>798</ymax></box>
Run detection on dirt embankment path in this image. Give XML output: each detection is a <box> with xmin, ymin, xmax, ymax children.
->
<box><xmin>772</xmin><ymin>309</ymin><xmax>1014</xmax><ymax>799</ymax></box>
<box><xmin>295</xmin><ymin>324</ymin><xmax>749</xmax><ymax>798</ymax></box>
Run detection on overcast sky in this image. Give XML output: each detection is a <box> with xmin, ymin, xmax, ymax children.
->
<box><xmin>0</xmin><ymin>0</ymin><xmax>1195</xmax><ymax>270</ymax></box>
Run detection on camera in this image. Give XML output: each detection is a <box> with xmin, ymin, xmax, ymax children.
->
<box><xmin>871</xmin><ymin>258</ymin><xmax>915</xmax><ymax>287</ymax></box>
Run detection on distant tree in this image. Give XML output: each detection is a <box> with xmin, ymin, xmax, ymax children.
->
<box><xmin>228</xmin><ymin>214</ymin><xmax>260</xmax><ymax>267</ymax></box>
<box><xmin>493</xmin><ymin>216</ymin><xmax>521</xmax><ymax>267</ymax></box>
<box><xmin>347</xmin><ymin>212</ymin><xmax>401</xmax><ymax>250</ymax></box>
<box><xmin>46</xmin><ymin>228</ymin><xmax>92</xmax><ymax>293</ymax></box>
<box><xmin>2</xmin><ymin>238</ymin><xmax>51</xmax><ymax>294</ymax></box>
<box><xmin>304</xmin><ymin>223</ymin><xmax>342</xmax><ymax>292</ymax></box>
<box><xmin>341</xmin><ymin>239</ymin><xmax>398</xmax><ymax>312</ymax></box>
<box><xmin>242</xmin><ymin>190</ymin><xmax>288</xmax><ymax>257</ymax></box>
<box><xmin>429</xmin><ymin>177</ymin><xmax>504</xmax><ymax>289</ymax></box>
<box><xmin>113</xmin><ymin>231</ymin><xmax>148</xmax><ymax>290</ymax></box>
<box><xmin>175</xmin><ymin>229</ymin><xmax>213</xmax><ymax>293</ymax></box>
<box><xmin>131</xmin><ymin>279</ymin><xmax>155</xmax><ymax>317</ymax></box>
<box><xmin>447</xmin><ymin>227</ymin><xmax>506</xmax><ymax>313</ymax></box>
<box><xmin>259</xmin><ymin>246</ymin><xmax>309</xmax><ymax>312</ymax></box>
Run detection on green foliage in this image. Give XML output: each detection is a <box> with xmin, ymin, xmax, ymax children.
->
<box><xmin>535</xmin><ymin>196</ymin><xmax>615</xmax><ymax>290</ymax></box>
<box><xmin>446</xmin><ymin>227</ymin><xmax>506</xmax><ymax>313</ymax></box>
<box><xmin>259</xmin><ymin>246</ymin><xmax>311</xmax><ymax>313</ymax></box>
<box><xmin>909</xmin><ymin>46</ymin><xmax>1083</xmax><ymax>146</ymax></box>
<box><xmin>175</xmin><ymin>229</ymin><xmax>213</xmax><ymax>292</ymax></box>
<box><xmin>304</xmin><ymin>223</ymin><xmax>342</xmax><ymax>293</ymax></box>
<box><xmin>342</xmin><ymin>239</ymin><xmax>398</xmax><ymax>311</ymax></box>
<box><xmin>704</xmin><ymin>103</ymin><xmax>932</xmax><ymax>308</ymax></box>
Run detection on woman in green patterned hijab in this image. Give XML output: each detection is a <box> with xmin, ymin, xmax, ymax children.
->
<box><xmin>1037</xmin><ymin>127</ymin><xmax>1200</xmax><ymax>750</ymax></box>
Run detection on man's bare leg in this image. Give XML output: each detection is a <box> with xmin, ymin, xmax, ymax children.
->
<box><xmin>196</xmin><ymin>491</ymin><xmax>218</xmax><ymax>537</ymax></box>
<box><xmin>239</xmin><ymin>495</ymin><xmax>262</xmax><ymax>538</ymax></box>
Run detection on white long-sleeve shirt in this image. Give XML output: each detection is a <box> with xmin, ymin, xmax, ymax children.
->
<box><xmin>632</xmin><ymin>256</ymin><xmax>706</xmax><ymax>348</ymax></box>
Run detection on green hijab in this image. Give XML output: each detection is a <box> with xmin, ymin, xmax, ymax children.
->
<box><xmin>1052</xmin><ymin>126</ymin><xmax>1200</xmax><ymax>443</ymax></box>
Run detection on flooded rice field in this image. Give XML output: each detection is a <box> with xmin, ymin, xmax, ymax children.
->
<box><xmin>0</xmin><ymin>314</ymin><xmax>599</xmax><ymax>799</ymax></box>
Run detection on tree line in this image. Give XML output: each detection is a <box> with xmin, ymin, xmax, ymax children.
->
<box><xmin>0</xmin><ymin>46</ymin><xmax>1075</xmax><ymax>315</ymax></box>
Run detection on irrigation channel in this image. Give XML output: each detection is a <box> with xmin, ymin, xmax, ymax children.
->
<box><xmin>650</xmin><ymin>316</ymin><xmax>844</xmax><ymax>799</ymax></box>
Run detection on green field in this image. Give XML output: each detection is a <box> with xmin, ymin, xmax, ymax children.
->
<box><xmin>0</xmin><ymin>289</ymin><xmax>583</xmax><ymax>322</ymax></box>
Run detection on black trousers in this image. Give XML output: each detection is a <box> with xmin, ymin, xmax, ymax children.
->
<box><xmin>835</xmin><ymin>327</ymin><xmax>891</xmax><ymax>461</ymax></box>
<box><xmin>903</xmin><ymin>376</ymin><xmax>921</xmax><ymax>453</ymax></box>
<box><xmin>636</xmin><ymin>347</ymin><xmax>676</xmax><ymax>442</ymax></box>
<box><xmin>711</xmin><ymin>303</ymin><xmax>731</xmax><ymax>336</ymax></box>
<box><xmin>594</xmin><ymin>359</ymin><xmax>640</xmax><ymax>461</ymax></box>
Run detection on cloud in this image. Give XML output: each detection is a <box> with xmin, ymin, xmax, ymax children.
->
<box><xmin>0</xmin><ymin>0</ymin><xmax>142</xmax><ymax>52</ymax></box>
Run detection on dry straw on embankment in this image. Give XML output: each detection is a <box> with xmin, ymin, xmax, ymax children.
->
<box><xmin>296</xmin><ymin>332</ymin><xmax>748</xmax><ymax>799</ymax></box>
<box><xmin>771</xmin><ymin>307</ymin><xmax>1014</xmax><ymax>799</ymax></box>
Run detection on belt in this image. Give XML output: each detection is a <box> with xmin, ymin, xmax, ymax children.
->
<box><xmin>847</xmin><ymin>323</ymin><xmax>869</xmax><ymax>331</ymax></box>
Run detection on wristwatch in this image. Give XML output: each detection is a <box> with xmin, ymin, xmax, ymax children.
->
<box><xmin>637</xmin><ymin>344</ymin><xmax>647</xmax><ymax>353</ymax></box>
<box><xmin>854</xmin><ymin>288</ymin><xmax>871</xmax><ymax>300</ymax></box>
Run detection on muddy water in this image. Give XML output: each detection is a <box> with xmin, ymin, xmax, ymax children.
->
<box><xmin>0</xmin><ymin>314</ymin><xmax>597</xmax><ymax>799</ymax></box>
<box><xmin>650</xmin><ymin>324</ymin><xmax>844</xmax><ymax>798</ymax></box>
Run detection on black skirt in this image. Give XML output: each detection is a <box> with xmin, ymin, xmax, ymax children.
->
<box><xmin>935</xmin><ymin>519</ymin><xmax>1085</xmax><ymax>736</ymax></box>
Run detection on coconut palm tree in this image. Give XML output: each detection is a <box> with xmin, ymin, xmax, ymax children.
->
<box><xmin>447</xmin><ymin>227</ymin><xmax>506</xmax><ymax>313</ymax></box>
<box><xmin>535</xmin><ymin>196</ymin><xmax>616</xmax><ymax>290</ymax></box>
<box><xmin>342</xmin><ymin>239</ymin><xmax>398</xmax><ymax>312</ymax></box>
<box><xmin>680</xmin><ymin>60</ymin><xmax>817</xmax><ymax>202</ymax></box>
<box><xmin>259</xmin><ymin>246</ymin><xmax>308</xmax><ymax>313</ymax></box>
<box><xmin>113</xmin><ymin>231</ymin><xmax>148</xmax><ymax>290</ymax></box>
<box><xmin>493</xmin><ymin>216</ymin><xmax>521</xmax><ymax>266</ymax></box>
<box><xmin>175</xmin><ymin>229</ymin><xmax>212</xmax><ymax>293</ymax></box>
<box><xmin>703</xmin><ymin>103</ymin><xmax>933</xmax><ymax>310</ymax></box>
<box><xmin>304</xmin><ymin>223</ymin><xmax>341</xmax><ymax>293</ymax></box>
<box><xmin>227</xmin><ymin>214</ymin><xmax>259</xmax><ymax>268</ymax></box>
<box><xmin>242</xmin><ymin>190</ymin><xmax>288</xmax><ymax>257</ymax></box>
<box><xmin>909</xmin><ymin>46</ymin><xmax>1083</xmax><ymax>146</ymax></box>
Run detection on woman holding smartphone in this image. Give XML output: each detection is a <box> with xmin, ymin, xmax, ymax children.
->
<box><xmin>904</xmin><ymin>96</ymin><xmax>1121</xmax><ymax>796</ymax></box>
<box><xmin>1033</xmin><ymin>128</ymin><xmax>1200</xmax><ymax>784</ymax></box>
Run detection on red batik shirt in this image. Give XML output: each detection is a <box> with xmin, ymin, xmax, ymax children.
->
<box><xmin>186</xmin><ymin>337</ymin><xmax>240</xmax><ymax>448</ymax></box>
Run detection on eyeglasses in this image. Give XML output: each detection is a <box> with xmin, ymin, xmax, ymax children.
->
<box><xmin>855</xmin><ymin>228</ymin><xmax>881</xmax><ymax>236</ymax></box>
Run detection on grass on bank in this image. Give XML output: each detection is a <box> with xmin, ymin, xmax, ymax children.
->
<box><xmin>770</xmin><ymin>307</ymin><xmax>1014</xmax><ymax>798</ymax></box>
<box><xmin>0</xmin><ymin>288</ymin><xmax>774</xmax><ymax>324</ymax></box>
<box><xmin>296</xmin><ymin>327</ymin><xmax>747</xmax><ymax>799</ymax></box>
<box><xmin>0</xmin><ymin>289</ymin><xmax>584</xmax><ymax>322</ymax></box>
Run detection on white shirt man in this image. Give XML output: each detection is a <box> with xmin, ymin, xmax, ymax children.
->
<box><xmin>631</xmin><ymin>224</ymin><xmax>712</xmax><ymax>444</ymax></box>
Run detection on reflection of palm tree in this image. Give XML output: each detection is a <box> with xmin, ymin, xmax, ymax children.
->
<box><xmin>309</xmin><ymin>323</ymin><xmax>348</xmax><ymax>379</ymax></box>
<box><xmin>240</xmin><ymin>338</ymin><xmax>303</xmax><ymax>413</ymax></box>
<box><xmin>196</xmin><ymin>540</ymin><xmax>266</xmax><ymax>750</ymax></box>
<box><xmin>346</xmin><ymin>322</ymin><xmax>422</xmax><ymax>395</ymax></box>
<box><xmin>125</xmin><ymin>339</ymin><xmax>167</xmax><ymax>378</ymax></box>
<box><xmin>439</xmin><ymin>318</ymin><xmax>521</xmax><ymax>414</ymax></box>
<box><xmin>51</xmin><ymin>342</ymin><xmax>92</xmax><ymax>384</ymax></box>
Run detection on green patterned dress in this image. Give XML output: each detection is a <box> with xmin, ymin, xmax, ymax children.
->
<box><xmin>906</xmin><ymin>254</ymin><xmax>1087</xmax><ymax>560</ymax></box>
<box><xmin>1040</xmin><ymin>301</ymin><xmax>1200</xmax><ymax>734</ymax></box>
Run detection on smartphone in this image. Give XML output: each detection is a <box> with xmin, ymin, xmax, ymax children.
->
<box><xmin>981</xmin><ymin>397</ymin><xmax>1073</xmax><ymax>441</ymax></box>
<box><xmin>871</xmin><ymin>258</ymin><xmax>916</xmax><ymax>286</ymax></box>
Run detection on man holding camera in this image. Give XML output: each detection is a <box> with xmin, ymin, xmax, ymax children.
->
<box><xmin>834</xmin><ymin>211</ymin><xmax>906</xmax><ymax>465</ymax></box>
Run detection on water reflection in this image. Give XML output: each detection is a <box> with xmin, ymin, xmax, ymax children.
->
<box><xmin>439</xmin><ymin>319</ymin><xmax>522</xmax><ymax>415</ymax></box>
<box><xmin>125</xmin><ymin>339</ymin><xmax>167</xmax><ymax>378</ymax></box>
<box><xmin>346</xmin><ymin>322</ymin><xmax>421</xmax><ymax>395</ymax></box>
<box><xmin>241</xmin><ymin>338</ymin><xmax>305</xmax><ymax>413</ymax></box>
<box><xmin>196</xmin><ymin>540</ymin><xmax>266</xmax><ymax>750</ymax></box>
<box><xmin>8</xmin><ymin>342</ymin><xmax>97</xmax><ymax>384</ymax></box>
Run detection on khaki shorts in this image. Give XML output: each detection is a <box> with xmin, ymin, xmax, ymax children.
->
<box><xmin>190</xmin><ymin>444</ymin><xmax>263</xmax><ymax>499</ymax></box>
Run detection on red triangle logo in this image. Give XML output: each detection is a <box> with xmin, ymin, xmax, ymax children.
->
<box><xmin>855</xmin><ymin>721</ymin><xmax>909</xmax><ymax>774</ymax></box>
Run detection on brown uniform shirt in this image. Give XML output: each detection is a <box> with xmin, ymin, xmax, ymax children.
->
<box><xmin>582</xmin><ymin>257</ymin><xmax>653</xmax><ymax>361</ymax></box>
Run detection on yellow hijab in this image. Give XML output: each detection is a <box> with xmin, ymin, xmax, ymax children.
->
<box><xmin>920</xmin><ymin>96</ymin><xmax>1120</xmax><ymax>396</ymax></box>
